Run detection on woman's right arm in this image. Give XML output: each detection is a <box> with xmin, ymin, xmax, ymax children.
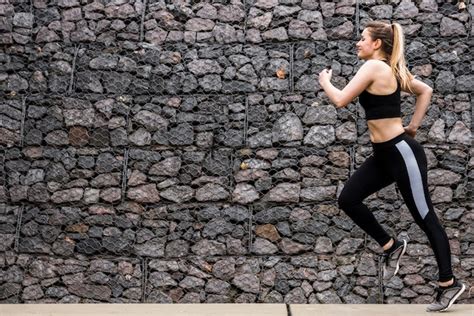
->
<box><xmin>402</xmin><ymin>77</ymin><xmax>433</xmax><ymax>132</ymax></box>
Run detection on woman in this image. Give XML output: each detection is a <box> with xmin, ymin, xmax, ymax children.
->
<box><xmin>318</xmin><ymin>21</ymin><xmax>466</xmax><ymax>312</ymax></box>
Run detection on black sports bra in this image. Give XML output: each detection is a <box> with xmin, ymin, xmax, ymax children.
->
<box><xmin>358</xmin><ymin>77</ymin><xmax>401</xmax><ymax>120</ymax></box>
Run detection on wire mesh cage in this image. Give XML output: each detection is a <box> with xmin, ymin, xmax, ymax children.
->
<box><xmin>0</xmin><ymin>0</ymin><xmax>472</xmax><ymax>304</ymax></box>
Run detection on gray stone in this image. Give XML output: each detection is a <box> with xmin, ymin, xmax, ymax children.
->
<box><xmin>191</xmin><ymin>240</ymin><xmax>226</xmax><ymax>256</ymax></box>
<box><xmin>206</xmin><ymin>279</ymin><xmax>231</xmax><ymax>294</ymax></box>
<box><xmin>327</xmin><ymin>21</ymin><xmax>353</xmax><ymax>39</ymax></box>
<box><xmin>89</xmin><ymin>54</ymin><xmax>118</xmax><ymax>70</ymax></box>
<box><xmin>444</xmin><ymin>208</ymin><xmax>464</xmax><ymax>221</ymax></box>
<box><xmin>232</xmin><ymin>273</ymin><xmax>260</xmax><ymax>294</ymax></box>
<box><xmin>45</xmin><ymin>286</ymin><xmax>69</xmax><ymax>298</ymax></box>
<box><xmin>262</xmin><ymin>27</ymin><xmax>289</xmax><ymax>41</ymax></box>
<box><xmin>68</xmin><ymin>283</ymin><xmax>112</xmax><ymax>301</ymax></box>
<box><xmin>133</xmin><ymin>111</ymin><xmax>168</xmax><ymax>132</ymax></box>
<box><xmin>232</xmin><ymin>183</ymin><xmax>260</xmax><ymax>204</ymax></box>
<box><xmin>263</xmin><ymin>183</ymin><xmax>300</xmax><ymax>203</ymax></box>
<box><xmin>252</xmin><ymin>237</ymin><xmax>278</xmax><ymax>255</ymax></box>
<box><xmin>149</xmin><ymin>157</ymin><xmax>181</xmax><ymax>177</ymax></box>
<box><xmin>336</xmin><ymin>238</ymin><xmax>364</xmax><ymax>255</ymax></box>
<box><xmin>19</xmin><ymin>237</ymin><xmax>51</xmax><ymax>253</ymax></box>
<box><xmin>456</xmin><ymin>75</ymin><xmax>474</xmax><ymax>92</ymax></box>
<box><xmin>431</xmin><ymin>186</ymin><xmax>453</xmax><ymax>203</ymax></box>
<box><xmin>28</xmin><ymin>183</ymin><xmax>50</xmax><ymax>202</ymax></box>
<box><xmin>336</xmin><ymin>121</ymin><xmax>357</xmax><ymax>143</ymax></box>
<box><xmin>160</xmin><ymin>186</ymin><xmax>194</xmax><ymax>203</ymax></box>
<box><xmin>447</xmin><ymin>121</ymin><xmax>471</xmax><ymax>145</ymax></box>
<box><xmin>45</xmin><ymin>163</ymin><xmax>69</xmax><ymax>183</ymax></box>
<box><xmin>279</xmin><ymin>238</ymin><xmax>312</xmax><ymax>254</ymax></box>
<box><xmin>129</xmin><ymin>128</ymin><xmax>151</xmax><ymax>146</ymax></box>
<box><xmin>428</xmin><ymin>169</ymin><xmax>461</xmax><ymax>185</ymax></box>
<box><xmin>196</xmin><ymin>4</ymin><xmax>217</xmax><ymax>19</ymax></box>
<box><xmin>127</xmin><ymin>184</ymin><xmax>160</xmax><ymax>203</ymax></box>
<box><xmin>96</xmin><ymin>153</ymin><xmax>122</xmax><ymax>173</ymax></box>
<box><xmin>420</xmin><ymin>0</ymin><xmax>438</xmax><ymax>12</ymax></box>
<box><xmin>24</xmin><ymin>169</ymin><xmax>45</xmax><ymax>185</ymax></box>
<box><xmin>134</xmin><ymin>238</ymin><xmax>165</xmax><ymax>257</ymax></box>
<box><xmin>91</xmin><ymin>173</ymin><xmax>120</xmax><ymax>188</ymax></box>
<box><xmin>179</xmin><ymin>276</ymin><xmax>205</xmax><ymax>289</ymax></box>
<box><xmin>301</xmin><ymin>186</ymin><xmax>337</xmax><ymax>202</ymax></box>
<box><xmin>45</xmin><ymin>130</ymin><xmax>69</xmax><ymax>145</ymax></box>
<box><xmin>303</xmin><ymin>125</ymin><xmax>335</xmax><ymax>147</ymax></box>
<box><xmin>435</xmin><ymin>71</ymin><xmax>456</xmax><ymax>93</ymax></box>
<box><xmin>29</xmin><ymin>260</ymin><xmax>56</xmax><ymax>279</ymax></box>
<box><xmin>369</xmin><ymin>5</ymin><xmax>393</xmax><ymax>19</ymax></box>
<box><xmin>185</xmin><ymin>18</ymin><xmax>215</xmax><ymax>32</ymax></box>
<box><xmin>188</xmin><ymin>59</ymin><xmax>223</xmax><ymax>76</ymax></box>
<box><xmin>202</xmin><ymin>218</ymin><xmax>234</xmax><ymax>239</ymax></box>
<box><xmin>284</xmin><ymin>287</ymin><xmax>307</xmax><ymax>304</ymax></box>
<box><xmin>195</xmin><ymin>183</ymin><xmax>229</xmax><ymax>201</ymax></box>
<box><xmin>248</xmin><ymin>12</ymin><xmax>272</xmax><ymax>30</ymax></box>
<box><xmin>199</xmin><ymin>74</ymin><xmax>222</xmax><ymax>92</ymax></box>
<box><xmin>272</xmin><ymin>113</ymin><xmax>304</xmax><ymax>143</ymax></box>
<box><xmin>259</xmin><ymin>76</ymin><xmax>289</xmax><ymax>92</ymax></box>
<box><xmin>13</xmin><ymin>13</ymin><xmax>34</xmax><ymax>28</ymax></box>
<box><xmin>212</xmin><ymin>258</ymin><xmax>236</xmax><ymax>280</ymax></box>
<box><xmin>298</xmin><ymin>10</ymin><xmax>323</xmax><ymax>24</ymax></box>
<box><xmin>51</xmin><ymin>188</ymin><xmax>84</xmax><ymax>203</ymax></box>
<box><xmin>165</xmin><ymin>240</ymin><xmax>189</xmax><ymax>257</ymax></box>
<box><xmin>394</xmin><ymin>0</ymin><xmax>419</xmax><ymax>19</ymax></box>
<box><xmin>440</xmin><ymin>17</ymin><xmax>467</xmax><ymax>37</ymax></box>
<box><xmin>0</xmin><ymin>127</ymin><xmax>20</xmax><ymax>146</ymax></box>
<box><xmin>303</xmin><ymin>105</ymin><xmax>337</xmax><ymax>125</ymax></box>
<box><xmin>314</xmin><ymin>236</ymin><xmax>333</xmax><ymax>253</ymax></box>
<box><xmin>254</xmin><ymin>206</ymin><xmax>291</xmax><ymax>224</ymax></box>
<box><xmin>316</xmin><ymin>289</ymin><xmax>342</xmax><ymax>303</ymax></box>
<box><xmin>64</xmin><ymin>109</ymin><xmax>95</xmax><ymax>127</ymax></box>
<box><xmin>0</xmin><ymin>114</ymin><xmax>20</xmax><ymax>130</ymax></box>
<box><xmin>274</xmin><ymin>5</ymin><xmax>302</xmax><ymax>18</ymax></box>
<box><xmin>428</xmin><ymin>119</ymin><xmax>445</xmax><ymax>143</ymax></box>
<box><xmin>100</xmin><ymin>188</ymin><xmax>121</xmax><ymax>203</ymax></box>
<box><xmin>288</xmin><ymin>20</ymin><xmax>312</xmax><ymax>39</ymax></box>
<box><xmin>213</xmin><ymin>24</ymin><xmax>239</xmax><ymax>44</ymax></box>
<box><xmin>357</xmin><ymin>254</ymin><xmax>377</xmax><ymax>276</ymax></box>
<box><xmin>22</xmin><ymin>285</ymin><xmax>44</xmax><ymax>300</ymax></box>
<box><xmin>254</xmin><ymin>0</ymin><xmax>278</xmax><ymax>9</ymax></box>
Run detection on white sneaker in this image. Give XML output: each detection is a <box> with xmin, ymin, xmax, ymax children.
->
<box><xmin>426</xmin><ymin>278</ymin><xmax>466</xmax><ymax>312</ymax></box>
<box><xmin>381</xmin><ymin>239</ymin><xmax>407</xmax><ymax>280</ymax></box>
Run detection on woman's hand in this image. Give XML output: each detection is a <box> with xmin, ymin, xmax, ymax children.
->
<box><xmin>404</xmin><ymin>124</ymin><xmax>417</xmax><ymax>138</ymax></box>
<box><xmin>319</xmin><ymin>68</ymin><xmax>332</xmax><ymax>86</ymax></box>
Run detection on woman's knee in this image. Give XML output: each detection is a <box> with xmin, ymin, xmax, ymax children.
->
<box><xmin>337</xmin><ymin>189</ymin><xmax>357</xmax><ymax>210</ymax></box>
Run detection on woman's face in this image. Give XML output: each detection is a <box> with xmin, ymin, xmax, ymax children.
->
<box><xmin>356</xmin><ymin>28</ymin><xmax>379</xmax><ymax>60</ymax></box>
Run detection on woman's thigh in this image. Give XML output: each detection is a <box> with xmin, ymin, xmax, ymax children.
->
<box><xmin>339</xmin><ymin>155</ymin><xmax>395</xmax><ymax>205</ymax></box>
<box><xmin>389</xmin><ymin>136</ymin><xmax>433</xmax><ymax>223</ymax></box>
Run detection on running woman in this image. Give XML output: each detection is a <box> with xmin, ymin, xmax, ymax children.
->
<box><xmin>318</xmin><ymin>21</ymin><xmax>466</xmax><ymax>312</ymax></box>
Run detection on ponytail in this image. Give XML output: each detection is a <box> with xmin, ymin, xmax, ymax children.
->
<box><xmin>390</xmin><ymin>23</ymin><xmax>415</xmax><ymax>94</ymax></box>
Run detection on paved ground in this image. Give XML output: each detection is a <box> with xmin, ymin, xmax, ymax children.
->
<box><xmin>2</xmin><ymin>304</ymin><xmax>473</xmax><ymax>316</ymax></box>
<box><xmin>290</xmin><ymin>304</ymin><xmax>474</xmax><ymax>315</ymax></box>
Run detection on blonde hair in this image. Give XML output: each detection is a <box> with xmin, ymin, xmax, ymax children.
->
<box><xmin>365</xmin><ymin>21</ymin><xmax>415</xmax><ymax>93</ymax></box>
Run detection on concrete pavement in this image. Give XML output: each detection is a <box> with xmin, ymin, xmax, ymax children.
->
<box><xmin>2</xmin><ymin>304</ymin><xmax>473</xmax><ymax>316</ymax></box>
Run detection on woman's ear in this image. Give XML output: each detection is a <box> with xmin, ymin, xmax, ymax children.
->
<box><xmin>373</xmin><ymin>38</ymin><xmax>382</xmax><ymax>50</ymax></box>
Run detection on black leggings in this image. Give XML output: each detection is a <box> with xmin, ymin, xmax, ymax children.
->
<box><xmin>338</xmin><ymin>132</ymin><xmax>453</xmax><ymax>282</ymax></box>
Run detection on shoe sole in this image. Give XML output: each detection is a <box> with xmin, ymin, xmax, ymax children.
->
<box><xmin>393</xmin><ymin>239</ymin><xmax>407</xmax><ymax>277</ymax></box>
<box><xmin>439</xmin><ymin>283</ymin><xmax>466</xmax><ymax>312</ymax></box>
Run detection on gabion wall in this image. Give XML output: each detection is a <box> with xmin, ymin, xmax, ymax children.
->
<box><xmin>0</xmin><ymin>0</ymin><xmax>473</xmax><ymax>304</ymax></box>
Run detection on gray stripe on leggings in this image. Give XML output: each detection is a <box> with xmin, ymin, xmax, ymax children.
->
<box><xmin>395</xmin><ymin>140</ymin><xmax>429</xmax><ymax>219</ymax></box>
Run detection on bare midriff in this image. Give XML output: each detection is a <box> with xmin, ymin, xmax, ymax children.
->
<box><xmin>367</xmin><ymin>117</ymin><xmax>405</xmax><ymax>143</ymax></box>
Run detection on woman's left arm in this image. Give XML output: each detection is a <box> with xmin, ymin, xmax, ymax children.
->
<box><xmin>319</xmin><ymin>71</ymin><xmax>344</xmax><ymax>108</ymax></box>
<box><xmin>318</xmin><ymin>60</ymin><xmax>377</xmax><ymax>108</ymax></box>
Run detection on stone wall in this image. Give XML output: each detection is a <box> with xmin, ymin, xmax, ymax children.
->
<box><xmin>0</xmin><ymin>0</ymin><xmax>473</xmax><ymax>304</ymax></box>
